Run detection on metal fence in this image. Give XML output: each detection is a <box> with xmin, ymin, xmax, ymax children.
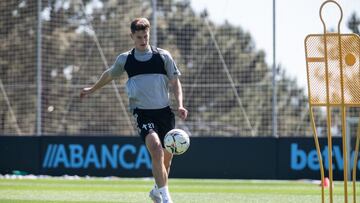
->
<box><xmin>1</xmin><ymin>0</ymin><xmax>359</xmax><ymax>137</ymax></box>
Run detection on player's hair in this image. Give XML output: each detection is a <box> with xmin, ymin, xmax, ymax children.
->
<box><xmin>130</xmin><ymin>18</ymin><xmax>150</xmax><ymax>33</ymax></box>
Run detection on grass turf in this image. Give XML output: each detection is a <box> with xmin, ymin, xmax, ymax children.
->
<box><xmin>0</xmin><ymin>177</ymin><xmax>358</xmax><ymax>202</ymax></box>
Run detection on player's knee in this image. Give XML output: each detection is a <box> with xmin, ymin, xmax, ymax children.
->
<box><xmin>150</xmin><ymin>146</ymin><xmax>164</xmax><ymax>162</ymax></box>
<box><xmin>146</xmin><ymin>135</ymin><xmax>163</xmax><ymax>159</ymax></box>
<box><xmin>149</xmin><ymin>142</ymin><xmax>162</xmax><ymax>153</ymax></box>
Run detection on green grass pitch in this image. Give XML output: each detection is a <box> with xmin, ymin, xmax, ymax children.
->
<box><xmin>0</xmin><ymin>177</ymin><xmax>358</xmax><ymax>202</ymax></box>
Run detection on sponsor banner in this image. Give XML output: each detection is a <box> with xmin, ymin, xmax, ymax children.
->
<box><xmin>0</xmin><ymin>136</ymin><xmax>359</xmax><ymax>180</ymax></box>
<box><xmin>40</xmin><ymin>136</ymin><xmax>152</xmax><ymax>177</ymax></box>
<box><xmin>278</xmin><ymin>138</ymin><xmax>360</xmax><ymax>180</ymax></box>
<box><xmin>39</xmin><ymin>137</ymin><xmax>278</xmax><ymax>179</ymax></box>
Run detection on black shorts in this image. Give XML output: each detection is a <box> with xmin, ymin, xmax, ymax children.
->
<box><xmin>133</xmin><ymin>106</ymin><xmax>175</xmax><ymax>147</ymax></box>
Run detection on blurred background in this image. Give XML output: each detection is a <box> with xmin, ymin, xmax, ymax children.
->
<box><xmin>1</xmin><ymin>0</ymin><xmax>360</xmax><ymax>138</ymax></box>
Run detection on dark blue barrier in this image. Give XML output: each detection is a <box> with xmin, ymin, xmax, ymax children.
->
<box><xmin>0</xmin><ymin>136</ymin><xmax>359</xmax><ymax>180</ymax></box>
<box><xmin>39</xmin><ymin>136</ymin><xmax>151</xmax><ymax>177</ymax></box>
<box><xmin>170</xmin><ymin>137</ymin><xmax>277</xmax><ymax>179</ymax></box>
<box><xmin>0</xmin><ymin>136</ymin><xmax>40</xmax><ymax>175</ymax></box>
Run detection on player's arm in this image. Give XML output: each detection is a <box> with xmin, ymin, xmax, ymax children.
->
<box><xmin>170</xmin><ymin>77</ymin><xmax>188</xmax><ymax>120</ymax></box>
<box><xmin>80</xmin><ymin>69</ymin><xmax>114</xmax><ymax>99</ymax></box>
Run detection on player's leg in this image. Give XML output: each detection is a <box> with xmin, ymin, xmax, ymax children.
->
<box><xmin>145</xmin><ymin>131</ymin><xmax>168</xmax><ymax>188</ymax></box>
<box><xmin>158</xmin><ymin>107</ymin><xmax>175</xmax><ymax>176</ymax></box>
<box><xmin>145</xmin><ymin>131</ymin><xmax>173</xmax><ymax>203</ymax></box>
<box><xmin>132</xmin><ymin>109</ymin><xmax>165</xmax><ymax>203</ymax></box>
<box><xmin>163</xmin><ymin>148</ymin><xmax>173</xmax><ymax>175</ymax></box>
<box><xmin>155</xmin><ymin>107</ymin><xmax>175</xmax><ymax>202</ymax></box>
<box><xmin>149</xmin><ymin>145</ymin><xmax>173</xmax><ymax>203</ymax></box>
<box><xmin>135</xmin><ymin>107</ymin><xmax>174</xmax><ymax>203</ymax></box>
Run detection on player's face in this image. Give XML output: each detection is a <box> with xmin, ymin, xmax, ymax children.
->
<box><xmin>131</xmin><ymin>29</ymin><xmax>150</xmax><ymax>52</ymax></box>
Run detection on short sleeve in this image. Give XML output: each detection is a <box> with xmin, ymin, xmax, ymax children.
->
<box><xmin>108</xmin><ymin>53</ymin><xmax>128</xmax><ymax>78</ymax></box>
<box><xmin>159</xmin><ymin>49</ymin><xmax>181</xmax><ymax>79</ymax></box>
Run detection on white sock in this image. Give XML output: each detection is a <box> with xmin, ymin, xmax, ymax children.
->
<box><xmin>158</xmin><ymin>186</ymin><xmax>172</xmax><ymax>202</ymax></box>
<box><xmin>153</xmin><ymin>184</ymin><xmax>160</xmax><ymax>196</ymax></box>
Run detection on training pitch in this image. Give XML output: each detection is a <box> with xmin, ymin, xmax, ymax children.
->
<box><xmin>0</xmin><ymin>176</ymin><xmax>358</xmax><ymax>202</ymax></box>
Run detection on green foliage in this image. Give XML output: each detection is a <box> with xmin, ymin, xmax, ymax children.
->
<box><xmin>0</xmin><ymin>0</ymin><xmax>314</xmax><ymax>136</ymax></box>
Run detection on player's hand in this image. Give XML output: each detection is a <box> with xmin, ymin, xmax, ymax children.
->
<box><xmin>80</xmin><ymin>87</ymin><xmax>93</xmax><ymax>99</ymax></box>
<box><xmin>178</xmin><ymin>106</ymin><xmax>188</xmax><ymax>120</ymax></box>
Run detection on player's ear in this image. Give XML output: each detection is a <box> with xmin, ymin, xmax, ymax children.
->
<box><xmin>130</xmin><ymin>33</ymin><xmax>134</xmax><ymax>40</ymax></box>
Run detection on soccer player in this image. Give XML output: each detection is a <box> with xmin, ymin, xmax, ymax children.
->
<box><xmin>80</xmin><ymin>17</ymin><xmax>188</xmax><ymax>203</ymax></box>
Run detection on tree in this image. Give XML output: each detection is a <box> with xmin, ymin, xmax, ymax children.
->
<box><xmin>0</xmin><ymin>0</ymin><xmax>314</xmax><ymax>137</ymax></box>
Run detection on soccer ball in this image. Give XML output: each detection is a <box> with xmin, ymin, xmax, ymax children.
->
<box><xmin>164</xmin><ymin>129</ymin><xmax>190</xmax><ymax>155</ymax></box>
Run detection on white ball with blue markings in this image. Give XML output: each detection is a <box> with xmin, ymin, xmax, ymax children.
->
<box><xmin>164</xmin><ymin>129</ymin><xmax>190</xmax><ymax>155</ymax></box>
